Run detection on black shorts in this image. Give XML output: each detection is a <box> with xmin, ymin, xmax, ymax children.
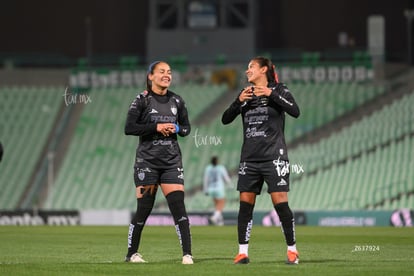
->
<box><xmin>237</xmin><ymin>160</ymin><xmax>290</xmax><ymax>194</ymax></box>
<box><xmin>133</xmin><ymin>165</ymin><xmax>184</xmax><ymax>186</ymax></box>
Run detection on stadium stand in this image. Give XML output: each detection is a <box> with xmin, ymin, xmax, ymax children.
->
<box><xmin>0</xmin><ymin>86</ymin><xmax>63</xmax><ymax>209</ymax></box>
<box><xmin>42</xmin><ymin>84</ymin><xmax>227</xmax><ymax>210</ymax></box>
<box><xmin>258</xmin><ymin>91</ymin><xmax>414</xmax><ymax>211</ymax></box>
<box><xmin>2</xmin><ymin>79</ymin><xmax>412</xmax><ymax>213</ymax></box>
<box><xmin>284</xmin><ymin>82</ymin><xmax>385</xmax><ymax>141</ymax></box>
<box><xmin>186</xmin><ymin>84</ymin><xmax>412</xmax><ymax>211</ymax></box>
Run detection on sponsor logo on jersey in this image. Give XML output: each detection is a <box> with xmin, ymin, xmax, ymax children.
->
<box><xmin>245</xmin><ymin>127</ymin><xmax>266</xmax><ymax>138</ymax></box>
<box><xmin>152</xmin><ymin>139</ymin><xmax>173</xmax><ymax>146</ymax></box>
<box><xmin>151</xmin><ymin>115</ymin><xmax>176</xmax><ymax>123</ymax></box>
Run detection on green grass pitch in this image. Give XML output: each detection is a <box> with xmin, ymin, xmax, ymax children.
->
<box><xmin>0</xmin><ymin>226</ymin><xmax>413</xmax><ymax>275</ymax></box>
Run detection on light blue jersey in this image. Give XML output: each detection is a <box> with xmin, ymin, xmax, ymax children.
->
<box><xmin>204</xmin><ymin>164</ymin><xmax>231</xmax><ymax>199</ymax></box>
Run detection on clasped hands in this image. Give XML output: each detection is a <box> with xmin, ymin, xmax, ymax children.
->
<box><xmin>238</xmin><ymin>85</ymin><xmax>272</xmax><ymax>102</ymax></box>
<box><xmin>157</xmin><ymin>123</ymin><xmax>177</xmax><ymax>137</ymax></box>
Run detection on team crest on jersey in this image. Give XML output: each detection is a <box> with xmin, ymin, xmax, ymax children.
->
<box><xmin>138</xmin><ymin>170</ymin><xmax>145</xmax><ymax>181</ymax></box>
<box><xmin>171</xmin><ymin>105</ymin><xmax>177</xmax><ymax>115</ymax></box>
<box><xmin>137</xmin><ymin>168</ymin><xmax>150</xmax><ymax>181</ymax></box>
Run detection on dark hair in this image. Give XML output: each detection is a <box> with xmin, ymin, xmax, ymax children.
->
<box><xmin>146</xmin><ymin>61</ymin><xmax>163</xmax><ymax>91</ymax></box>
<box><xmin>211</xmin><ymin>156</ymin><xmax>218</xmax><ymax>166</ymax></box>
<box><xmin>251</xmin><ymin>56</ymin><xmax>279</xmax><ymax>84</ymax></box>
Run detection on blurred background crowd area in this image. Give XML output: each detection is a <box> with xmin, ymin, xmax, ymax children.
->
<box><xmin>0</xmin><ymin>0</ymin><xmax>413</xmax><ymax>213</ymax></box>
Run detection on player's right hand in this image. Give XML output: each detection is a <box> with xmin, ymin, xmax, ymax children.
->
<box><xmin>238</xmin><ymin>86</ymin><xmax>254</xmax><ymax>102</ymax></box>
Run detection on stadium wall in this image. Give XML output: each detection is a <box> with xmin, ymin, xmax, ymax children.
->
<box><xmin>0</xmin><ymin>209</ymin><xmax>412</xmax><ymax>227</ymax></box>
<box><xmin>0</xmin><ymin>69</ymin><xmax>70</xmax><ymax>86</ymax></box>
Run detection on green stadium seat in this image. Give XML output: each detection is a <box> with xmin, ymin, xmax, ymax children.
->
<box><xmin>43</xmin><ymin>84</ymin><xmax>228</xmax><ymax>210</ymax></box>
<box><xmin>5</xmin><ymin>81</ymin><xmax>409</xmax><ymax>212</ymax></box>
<box><xmin>0</xmin><ymin>86</ymin><xmax>63</xmax><ymax>209</ymax></box>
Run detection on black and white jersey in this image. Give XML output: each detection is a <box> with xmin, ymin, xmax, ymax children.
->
<box><xmin>222</xmin><ymin>83</ymin><xmax>300</xmax><ymax>162</ymax></box>
<box><xmin>125</xmin><ymin>90</ymin><xmax>191</xmax><ymax>168</ymax></box>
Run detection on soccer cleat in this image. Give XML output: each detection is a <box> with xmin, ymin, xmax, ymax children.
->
<box><xmin>233</xmin><ymin>253</ymin><xmax>250</xmax><ymax>264</ymax></box>
<box><xmin>125</xmin><ymin>253</ymin><xmax>147</xmax><ymax>263</ymax></box>
<box><xmin>216</xmin><ymin>216</ymin><xmax>224</xmax><ymax>226</ymax></box>
<box><xmin>210</xmin><ymin>216</ymin><xmax>224</xmax><ymax>226</ymax></box>
<box><xmin>209</xmin><ymin>215</ymin><xmax>219</xmax><ymax>225</ymax></box>
<box><xmin>182</xmin><ymin>254</ymin><xmax>194</xmax><ymax>264</ymax></box>
<box><xmin>286</xmin><ymin>250</ymin><xmax>299</xmax><ymax>265</ymax></box>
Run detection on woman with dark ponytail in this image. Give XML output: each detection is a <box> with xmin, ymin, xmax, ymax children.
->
<box><xmin>124</xmin><ymin>61</ymin><xmax>193</xmax><ymax>264</ymax></box>
<box><xmin>222</xmin><ymin>56</ymin><xmax>300</xmax><ymax>265</ymax></box>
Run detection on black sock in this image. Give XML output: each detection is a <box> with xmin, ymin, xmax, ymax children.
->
<box><xmin>238</xmin><ymin>201</ymin><xmax>254</xmax><ymax>244</ymax></box>
<box><xmin>126</xmin><ymin>195</ymin><xmax>155</xmax><ymax>257</ymax></box>
<box><xmin>274</xmin><ymin>202</ymin><xmax>296</xmax><ymax>246</ymax></box>
<box><xmin>166</xmin><ymin>191</ymin><xmax>192</xmax><ymax>256</ymax></box>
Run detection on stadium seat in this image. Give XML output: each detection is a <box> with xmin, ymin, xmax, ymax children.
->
<box><xmin>43</xmin><ymin>84</ymin><xmax>228</xmax><ymax>210</ymax></box>
<box><xmin>0</xmin><ymin>86</ymin><xmax>63</xmax><ymax>209</ymax></box>
<box><xmin>4</xmin><ymin>81</ymin><xmax>410</xmax><ymax>212</ymax></box>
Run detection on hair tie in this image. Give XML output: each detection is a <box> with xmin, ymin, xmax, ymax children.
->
<box><xmin>272</xmin><ymin>65</ymin><xmax>279</xmax><ymax>83</ymax></box>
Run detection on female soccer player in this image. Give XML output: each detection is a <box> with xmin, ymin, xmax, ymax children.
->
<box><xmin>222</xmin><ymin>56</ymin><xmax>300</xmax><ymax>265</ymax></box>
<box><xmin>203</xmin><ymin>156</ymin><xmax>231</xmax><ymax>226</ymax></box>
<box><xmin>124</xmin><ymin>61</ymin><xmax>193</xmax><ymax>264</ymax></box>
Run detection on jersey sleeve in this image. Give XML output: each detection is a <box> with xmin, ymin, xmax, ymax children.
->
<box><xmin>221</xmin><ymin>94</ymin><xmax>243</xmax><ymax>124</ymax></box>
<box><xmin>124</xmin><ymin>93</ymin><xmax>157</xmax><ymax>136</ymax></box>
<box><xmin>176</xmin><ymin>95</ymin><xmax>191</xmax><ymax>137</ymax></box>
<box><xmin>269</xmin><ymin>83</ymin><xmax>300</xmax><ymax>118</ymax></box>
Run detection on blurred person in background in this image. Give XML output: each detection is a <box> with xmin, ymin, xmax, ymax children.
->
<box><xmin>124</xmin><ymin>61</ymin><xmax>193</xmax><ymax>265</ymax></box>
<box><xmin>203</xmin><ymin>156</ymin><xmax>231</xmax><ymax>226</ymax></box>
<box><xmin>222</xmin><ymin>56</ymin><xmax>300</xmax><ymax>265</ymax></box>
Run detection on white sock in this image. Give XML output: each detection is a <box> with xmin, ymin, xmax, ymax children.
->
<box><xmin>287</xmin><ymin>244</ymin><xmax>297</xmax><ymax>252</ymax></box>
<box><xmin>239</xmin><ymin>244</ymin><xmax>249</xmax><ymax>255</ymax></box>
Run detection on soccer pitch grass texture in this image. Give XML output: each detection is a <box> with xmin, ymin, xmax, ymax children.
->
<box><xmin>0</xmin><ymin>226</ymin><xmax>413</xmax><ymax>275</ymax></box>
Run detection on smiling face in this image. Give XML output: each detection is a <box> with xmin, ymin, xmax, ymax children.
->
<box><xmin>148</xmin><ymin>62</ymin><xmax>172</xmax><ymax>93</ymax></box>
<box><xmin>245</xmin><ymin>60</ymin><xmax>267</xmax><ymax>85</ymax></box>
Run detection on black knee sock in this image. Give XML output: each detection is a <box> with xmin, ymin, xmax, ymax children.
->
<box><xmin>126</xmin><ymin>195</ymin><xmax>155</xmax><ymax>257</ymax></box>
<box><xmin>274</xmin><ymin>202</ymin><xmax>296</xmax><ymax>246</ymax></box>
<box><xmin>238</xmin><ymin>201</ymin><xmax>254</xmax><ymax>244</ymax></box>
<box><xmin>166</xmin><ymin>191</ymin><xmax>192</xmax><ymax>256</ymax></box>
